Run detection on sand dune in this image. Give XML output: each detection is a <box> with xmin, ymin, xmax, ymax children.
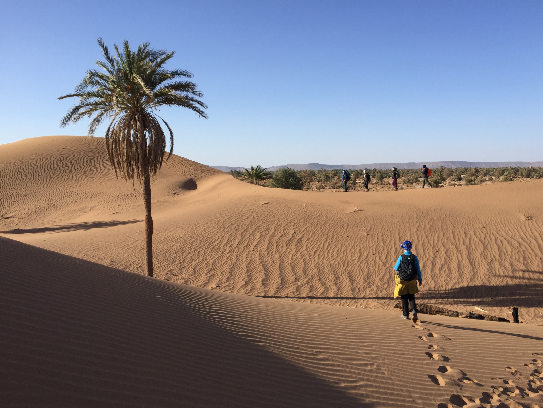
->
<box><xmin>2</xmin><ymin>136</ymin><xmax>543</xmax><ymax>407</ymax></box>
<box><xmin>3</xmin><ymin>236</ymin><xmax>543</xmax><ymax>407</ymax></box>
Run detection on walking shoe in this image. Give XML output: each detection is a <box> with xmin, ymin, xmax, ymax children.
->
<box><xmin>401</xmin><ymin>315</ymin><xmax>409</xmax><ymax>320</ymax></box>
<box><xmin>412</xmin><ymin>314</ymin><xmax>418</xmax><ymax>323</ymax></box>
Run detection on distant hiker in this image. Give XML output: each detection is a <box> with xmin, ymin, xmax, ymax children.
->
<box><xmin>392</xmin><ymin>167</ymin><xmax>400</xmax><ymax>191</ymax></box>
<box><xmin>342</xmin><ymin>170</ymin><xmax>351</xmax><ymax>192</ymax></box>
<box><xmin>363</xmin><ymin>169</ymin><xmax>370</xmax><ymax>191</ymax></box>
<box><xmin>421</xmin><ymin>165</ymin><xmax>431</xmax><ymax>188</ymax></box>
<box><xmin>394</xmin><ymin>240</ymin><xmax>422</xmax><ymax>323</ymax></box>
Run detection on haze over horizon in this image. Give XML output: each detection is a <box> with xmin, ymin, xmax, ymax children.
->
<box><xmin>1</xmin><ymin>0</ymin><xmax>542</xmax><ymax>168</ymax></box>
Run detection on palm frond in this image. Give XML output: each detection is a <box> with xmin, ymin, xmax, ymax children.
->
<box><xmin>59</xmin><ymin>37</ymin><xmax>206</xmax><ymax>182</ymax></box>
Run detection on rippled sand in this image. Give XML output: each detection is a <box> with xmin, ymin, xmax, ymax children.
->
<box><xmin>2</xmin><ymin>136</ymin><xmax>543</xmax><ymax>407</ymax></box>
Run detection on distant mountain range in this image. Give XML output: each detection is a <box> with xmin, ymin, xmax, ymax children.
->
<box><xmin>212</xmin><ymin>161</ymin><xmax>543</xmax><ymax>172</ymax></box>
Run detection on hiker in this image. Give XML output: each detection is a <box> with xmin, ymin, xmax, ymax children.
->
<box><xmin>342</xmin><ymin>170</ymin><xmax>351</xmax><ymax>192</ymax></box>
<box><xmin>393</xmin><ymin>240</ymin><xmax>422</xmax><ymax>323</ymax></box>
<box><xmin>362</xmin><ymin>169</ymin><xmax>370</xmax><ymax>191</ymax></box>
<box><xmin>392</xmin><ymin>167</ymin><xmax>399</xmax><ymax>191</ymax></box>
<box><xmin>421</xmin><ymin>165</ymin><xmax>431</xmax><ymax>188</ymax></box>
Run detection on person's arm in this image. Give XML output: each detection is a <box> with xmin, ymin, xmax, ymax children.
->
<box><xmin>415</xmin><ymin>256</ymin><xmax>422</xmax><ymax>285</ymax></box>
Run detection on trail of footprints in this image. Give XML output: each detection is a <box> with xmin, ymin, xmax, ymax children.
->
<box><xmin>412</xmin><ymin>321</ymin><xmax>543</xmax><ymax>407</ymax></box>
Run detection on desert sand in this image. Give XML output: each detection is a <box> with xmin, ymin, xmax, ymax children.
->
<box><xmin>1</xmin><ymin>136</ymin><xmax>543</xmax><ymax>407</ymax></box>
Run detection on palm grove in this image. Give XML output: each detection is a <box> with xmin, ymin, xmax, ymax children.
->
<box><xmin>59</xmin><ymin>38</ymin><xmax>207</xmax><ymax>277</ymax></box>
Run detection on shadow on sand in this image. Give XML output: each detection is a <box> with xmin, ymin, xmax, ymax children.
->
<box><xmin>1</xmin><ymin>219</ymin><xmax>142</xmax><ymax>234</ymax></box>
<box><xmin>423</xmin><ymin>320</ymin><xmax>543</xmax><ymax>342</ymax></box>
<box><xmin>256</xmin><ymin>295</ymin><xmax>391</xmax><ymax>300</ymax></box>
<box><xmin>0</xmin><ymin>237</ymin><xmax>376</xmax><ymax>408</ymax></box>
<box><xmin>419</xmin><ymin>274</ymin><xmax>543</xmax><ymax>309</ymax></box>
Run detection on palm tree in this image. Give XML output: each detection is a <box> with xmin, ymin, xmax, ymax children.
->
<box><xmin>59</xmin><ymin>38</ymin><xmax>207</xmax><ymax>277</ymax></box>
<box><xmin>243</xmin><ymin>165</ymin><xmax>270</xmax><ymax>185</ymax></box>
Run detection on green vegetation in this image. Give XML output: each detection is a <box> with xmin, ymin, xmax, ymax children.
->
<box><xmin>269</xmin><ymin>167</ymin><xmax>303</xmax><ymax>190</ymax></box>
<box><xmin>59</xmin><ymin>38</ymin><xmax>207</xmax><ymax>277</ymax></box>
<box><xmin>243</xmin><ymin>165</ymin><xmax>271</xmax><ymax>185</ymax></box>
<box><xmin>231</xmin><ymin>166</ymin><xmax>543</xmax><ymax>191</ymax></box>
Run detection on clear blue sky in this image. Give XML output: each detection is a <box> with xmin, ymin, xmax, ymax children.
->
<box><xmin>1</xmin><ymin>0</ymin><xmax>542</xmax><ymax>167</ymax></box>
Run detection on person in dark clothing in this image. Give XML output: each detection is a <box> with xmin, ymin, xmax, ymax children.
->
<box><xmin>341</xmin><ymin>170</ymin><xmax>350</xmax><ymax>192</ymax></box>
<box><xmin>421</xmin><ymin>165</ymin><xmax>431</xmax><ymax>188</ymax></box>
<box><xmin>393</xmin><ymin>240</ymin><xmax>422</xmax><ymax>323</ymax></box>
<box><xmin>362</xmin><ymin>169</ymin><xmax>370</xmax><ymax>192</ymax></box>
<box><xmin>392</xmin><ymin>167</ymin><xmax>399</xmax><ymax>191</ymax></box>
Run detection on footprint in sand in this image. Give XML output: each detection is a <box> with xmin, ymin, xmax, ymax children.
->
<box><xmin>428</xmin><ymin>374</ymin><xmax>446</xmax><ymax>386</ymax></box>
<box><xmin>505</xmin><ymin>366</ymin><xmax>523</xmax><ymax>380</ymax></box>
<box><xmin>428</xmin><ymin>344</ymin><xmax>441</xmax><ymax>350</ymax></box>
<box><xmin>525</xmin><ymin>359</ymin><xmax>542</xmax><ymax>369</ymax></box>
<box><xmin>437</xmin><ymin>366</ymin><xmax>484</xmax><ymax>387</ymax></box>
<box><xmin>425</xmin><ymin>331</ymin><xmax>451</xmax><ymax>340</ymax></box>
<box><xmin>426</xmin><ymin>352</ymin><xmax>450</xmax><ymax>362</ymax></box>
<box><xmin>419</xmin><ymin>333</ymin><xmax>448</xmax><ymax>342</ymax></box>
<box><xmin>447</xmin><ymin>393</ymin><xmax>477</xmax><ymax>406</ymax></box>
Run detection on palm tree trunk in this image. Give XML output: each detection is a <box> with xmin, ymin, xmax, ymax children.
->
<box><xmin>143</xmin><ymin>169</ymin><xmax>154</xmax><ymax>277</ymax></box>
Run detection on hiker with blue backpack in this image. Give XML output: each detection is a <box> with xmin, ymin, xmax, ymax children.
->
<box><xmin>393</xmin><ymin>240</ymin><xmax>422</xmax><ymax>323</ymax></box>
<box><xmin>342</xmin><ymin>170</ymin><xmax>351</xmax><ymax>192</ymax></box>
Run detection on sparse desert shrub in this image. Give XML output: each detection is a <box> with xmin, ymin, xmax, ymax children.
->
<box><xmin>501</xmin><ymin>174</ymin><xmax>513</xmax><ymax>182</ymax></box>
<box><xmin>300</xmin><ymin>170</ymin><xmax>316</xmax><ymax>187</ymax></box>
<box><xmin>442</xmin><ymin>167</ymin><xmax>454</xmax><ymax>179</ymax></box>
<box><xmin>374</xmin><ymin>170</ymin><xmax>385</xmax><ymax>184</ymax></box>
<box><xmin>493</xmin><ymin>168</ymin><xmax>506</xmax><ymax>178</ymax></box>
<box><xmin>403</xmin><ymin>172</ymin><xmax>420</xmax><ymax>186</ymax></box>
<box><xmin>269</xmin><ymin>167</ymin><xmax>303</xmax><ymax>190</ymax></box>
<box><xmin>431</xmin><ymin>175</ymin><xmax>446</xmax><ymax>187</ymax></box>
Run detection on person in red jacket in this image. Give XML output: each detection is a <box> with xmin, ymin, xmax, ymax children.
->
<box><xmin>421</xmin><ymin>165</ymin><xmax>431</xmax><ymax>188</ymax></box>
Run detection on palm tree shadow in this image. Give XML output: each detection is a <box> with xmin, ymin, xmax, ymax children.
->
<box><xmin>423</xmin><ymin>321</ymin><xmax>543</xmax><ymax>342</ymax></box>
<box><xmin>1</xmin><ymin>220</ymin><xmax>142</xmax><ymax>234</ymax></box>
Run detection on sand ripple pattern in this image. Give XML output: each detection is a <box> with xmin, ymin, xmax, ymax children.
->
<box><xmin>4</xmin><ymin>237</ymin><xmax>543</xmax><ymax>407</ymax></box>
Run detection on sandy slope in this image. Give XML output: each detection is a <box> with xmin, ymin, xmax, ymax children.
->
<box><xmin>3</xmin><ymin>236</ymin><xmax>543</xmax><ymax>408</ymax></box>
<box><xmin>1</xmin><ymin>136</ymin><xmax>542</xmax><ymax>323</ymax></box>
<box><xmin>1</xmin><ymin>136</ymin><xmax>543</xmax><ymax>407</ymax></box>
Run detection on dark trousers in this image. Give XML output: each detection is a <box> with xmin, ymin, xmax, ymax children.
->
<box><xmin>401</xmin><ymin>293</ymin><xmax>417</xmax><ymax>316</ymax></box>
<box><xmin>342</xmin><ymin>181</ymin><xmax>348</xmax><ymax>192</ymax></box>
<box><xmin>363</xmin><ymin>180</ymin><xmax>369</xmax><ymax>191</ymax></box>
<box><xmin>422</xmin><ymin>176</ymin><xmax>429</xmax><ymax>188</ymax></box>
<box><xmin>392</xmin><ymin>178</ymin><xmax>398</xmax><ymax>190</ymax></box>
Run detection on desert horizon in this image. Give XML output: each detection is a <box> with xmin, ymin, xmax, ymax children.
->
<box><xmin>2</xmin><ymin>135</ymin><xmax>543</xmax><ymax>407</ymax></box>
